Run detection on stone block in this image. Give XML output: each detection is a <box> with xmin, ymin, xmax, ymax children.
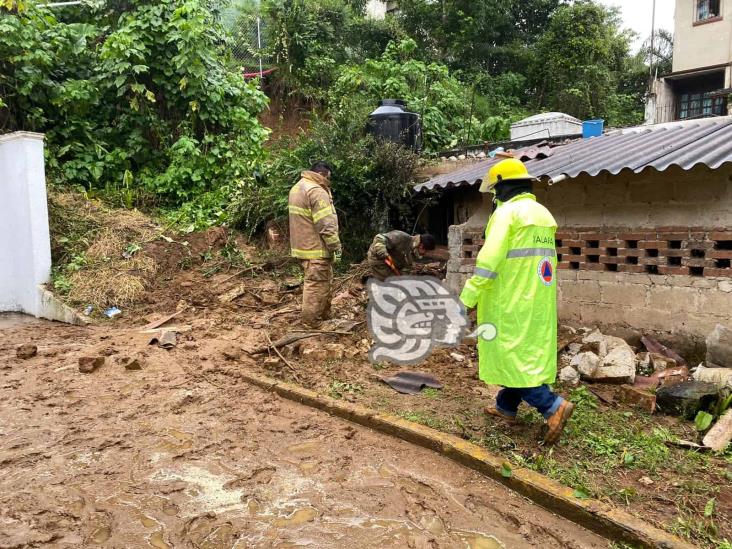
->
<box><xmin>647</xmin><ymin>286</ymin><xmax>700</xmax><ymax>315</ymax></box>
<box><xmin>706</xmin><ymin>324</ymin><xmax>732</xmax><ymax>368</ymax></box>
<box><xmin>559</xmin><ymin>280</ymin><xmax>600</xmax><ymax>303</ymax></box>
<box><xmin>619</xmin><ymin>385</ymin><xmax>656</xmax><ymax>413</ymax></box>
<box><xmin>599</xmin><ymin>282</ymin><xmax>647</xmax><ymax>307</ymax></box>
<box><xmin>656</xmin><ymin>381</ymin><xmax>719</xmax><ymax>419</ymax></box>
<box><xmin>79</xmin><ymin>356</ymin><xmax>105</xmax><ymax>373</ymax></box>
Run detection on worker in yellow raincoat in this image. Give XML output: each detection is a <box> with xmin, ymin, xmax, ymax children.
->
<box><xmin>459</xmin><ymin>158</ymin><xmax>574</xmax><ymax>445</ymax></box>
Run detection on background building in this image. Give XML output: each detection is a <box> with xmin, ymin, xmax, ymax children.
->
<box><xmin>646</xmin><ymin>0</ymin><xmax>732</xmax><ymax>123</ymax></box>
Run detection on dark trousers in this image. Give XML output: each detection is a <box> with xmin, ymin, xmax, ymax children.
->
<box><xmin>496</xmin><ymin>384</ymin><xmax>563</xmax><ymax>419</ymax></box>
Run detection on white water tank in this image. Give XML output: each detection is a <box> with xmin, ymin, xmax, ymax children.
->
<box><xmin>510</xmin><ymin>112</ymin><xmax>582</xmax><ymax>142</ymax></box>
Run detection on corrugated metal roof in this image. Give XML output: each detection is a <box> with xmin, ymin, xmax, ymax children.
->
<box><xmin>414</xmin><ymin>117</ymin><xmax>732</xmax><ymax>193</ymax></box>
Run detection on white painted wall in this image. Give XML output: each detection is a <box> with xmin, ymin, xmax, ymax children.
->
<box><xmin>673</xmin><ymin>0</ymin><xmax>732</xmax><ymax>73</ymax></box>
<box><xmin>0</xmin><ymin>132</ymin><xmax>82</xmax><ymax>324</ymax></box>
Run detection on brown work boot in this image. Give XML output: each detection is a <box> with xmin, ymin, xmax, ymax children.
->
<box><xmin>543</xmin><ymin>400</ymin><xmax>575</xmax><ymax>445</ymax></box>
<box><xmin>484</xmin><ymin>406</ymin><xmax>516</xmax><ymax>424</ymax></box>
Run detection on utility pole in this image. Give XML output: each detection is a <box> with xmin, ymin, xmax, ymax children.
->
<box><xmin>649</xmin><ymin>0</ymin><xmax>656</xmax><ymax>81</ymax></box>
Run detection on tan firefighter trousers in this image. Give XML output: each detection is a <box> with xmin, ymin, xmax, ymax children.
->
<box><xmin>301</xmin><ymin>259</ymin><xmax>333</xmax><ymax>326</ymax></box>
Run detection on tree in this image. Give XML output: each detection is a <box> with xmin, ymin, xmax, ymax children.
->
<box><xmin>531</xmin><ymin>0</ymin><xmax>635</xmax><ymax>122</ymax></box>
<box><xmin>0</xmin><ymin>0</ymin><xmax>268</xmax><ymax>218</ymax></box>
<box><xmin>255</xmin><ymin>0</ymin><xmax>400</xmax><ymax>103</ymax></box>
<box><xmin>396</xmin><ymin>0</ymin><xmax>563</xmax><ymax>74</ymax></box>
<box><xmin>641</xmin><ymin>28</ymin><xmax>673</xmax><ymax>78</ymax></box>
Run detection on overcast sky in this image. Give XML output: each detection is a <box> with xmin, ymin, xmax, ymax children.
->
<box><xmin>598</xmin><ymin>0</ymin><xmax>675</xmax><ymax>50</ymax></box>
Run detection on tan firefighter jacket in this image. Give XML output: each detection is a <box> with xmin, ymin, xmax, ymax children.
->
<box><xmin>288</xmin><ymin>171</ymin><xmax>341</xmax><ymax>260</ymax></box>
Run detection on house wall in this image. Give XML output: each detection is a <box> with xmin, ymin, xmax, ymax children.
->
<box><xmin>673</xmin><ymin>0</ymin><xmax>732</xmax><ymax>74</ymax></box>
<box><xmin>365</xmin><ymin>0</ymin><xmax>387</xmax><ymax>19</ymax></box>
<box><xmin>645</xmin><ymin>78</ymin><xmax>676</xmax><ymax>124</ymax></box>
<box><xmin>445</xmin><ymin>165</ymin><xmax>732</xmax><ymax>340</ymax></box>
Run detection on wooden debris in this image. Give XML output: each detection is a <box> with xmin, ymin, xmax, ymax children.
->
<box><xmin>265</xmin><ymin>332</ymin><xmax>301</xmax><ymax>382</ymax></box>
<box><xmin>249</xmin><ymin>332</ymin><xmax>322</xmax><ymax>355</ymax></box>
<box><xmin>664</xmin><ymin>439</ymin><xmax>708</xmax><ymax>451</ymax></box>
<box><xmin>141</xmin><ymin>310</ymin><xmax>183</xmax><ymax>331</ymax></box>
<box><xmin>218</xmin><ymin>283</ymin><xmax>248</xmax><ymax>303</ymax></box>
<box><xmin>641</xmin><ymin>335</ymin><xmax>686</xmax><ymax>367</ymax></box>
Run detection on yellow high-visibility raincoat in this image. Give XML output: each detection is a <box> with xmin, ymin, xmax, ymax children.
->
<box><xmin>460</xmin><ymin>193</ymin><xmax>557</xmax><ymax>388</ymax></box>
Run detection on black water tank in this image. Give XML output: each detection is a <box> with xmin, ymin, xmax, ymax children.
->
<box><xmin>367</xmin><ymin>99</ymin><xmax>422</xmax><ymax>152</ymax></box>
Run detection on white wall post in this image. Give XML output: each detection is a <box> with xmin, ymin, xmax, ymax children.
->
<box><xmin>0</xmin><ymin>131</ymin><xmax>82</xmax><ymax>323</ymax></box>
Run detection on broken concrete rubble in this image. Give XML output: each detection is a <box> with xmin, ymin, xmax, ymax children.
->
<box><xmin>597</xmin><ymin>345</ymin><xmax>636</xmax><ymax>384</ymax></box>
<box><xmin>619</xmin><ymin>385</ymin><xmax>656</xmax><ymax>413</ymax></box>
<box><xmin>705</xmin><ymin>324</ymin><xmax>732</xmax><ymax>368</ymax></box>
<box><xmin>692</xmin><ymin>364</ymin><xmax>732</xmax><ymax>389</ymax></box>
<box><xmin>635</xmin><ymin>352</ymin><xmax>652</xmax><ymax>376</ymax></box>
<box><xmin>559</xmin><ymin>366</ymin><xmax>580</xmax><ymax>386</ymax></box>
<box><xmin>649</xmin><ymin>353</ymin><xmax>675</xmax><ymax>372</ymax></box>
<box><xmin>571</xmin><ymin>346</ymin><xmax>635</xmax><ymax>384</ymax></box>
<box><xmin>655</xmin><ymin>381</ymin><xmax>719</xmax><ymax>419</ymax></box>
<box><xmin>570</xmin><ymin>351</ymin><xmax>600</xmax><ymax>377</ymax></box>
<box><xmin>702</xmin><ymin>409</ymin><xmax>732</xmax><ymax>452</ymax></box>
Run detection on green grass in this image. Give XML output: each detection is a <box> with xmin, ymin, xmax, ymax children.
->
<box><xmin>398</xmin><ymin>409</ymin><xmax>446</xmax><ymax>430</ymax></box>
<box><xmin>421</xmin><ymin>387</ymin><xmax>441</xmax><ymax>398</ymax></box>
<box><xmin>328</xmin><ymin>380</ymin><xmax>363</xmax><ymax>400</ymax></box>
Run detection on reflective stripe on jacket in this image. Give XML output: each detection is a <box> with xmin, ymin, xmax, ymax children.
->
<box><xmin>288</xmin><ymin>171</ymin><xmax>341</xmax><ymax>260</ymax></box>
<box><xmin>460</xmin><ymin>193</ymin><xmax>558</xmax><ymax>388</ymax></box>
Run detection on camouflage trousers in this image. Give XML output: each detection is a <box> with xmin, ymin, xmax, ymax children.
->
<box><xmin>300</xmin><ymin>259</ymin><xmax>333</xmax><ymax>327</ymax></box>
<box><xmin>367</xmin><ymin>258</ymin><xmax>394</xmax><ymax>282</ymax></box>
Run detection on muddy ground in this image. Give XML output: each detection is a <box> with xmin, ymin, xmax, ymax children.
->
<box><xmin>0</xmin><ymin>314</ymin><xmax>609</xmax><ymax>549</ymax></box>
<box><xmin>31</xmin><ymin>216</ymin><xmax>732</xmax><ymax>547</ymax></box>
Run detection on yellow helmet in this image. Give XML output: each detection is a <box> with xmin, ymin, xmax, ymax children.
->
<box><xmin>479</xmin><ymin>157</ymin><xmax>537</xmax><ymax>193</ymax></box>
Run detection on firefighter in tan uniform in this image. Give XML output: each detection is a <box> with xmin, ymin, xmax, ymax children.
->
<box><xmin>288</xmin><ymin>161</ymin><xmax>341</xmax><ymax>328</ymax></box>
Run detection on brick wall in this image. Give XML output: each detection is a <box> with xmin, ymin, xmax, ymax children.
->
<box><xmin>556</xmin><ymin>228</ymin><xmax>732</xmax><ymax>277</ymax></box>
<box><xmin>455</xmin><ymin>227</ymin><xmax>732</xmax><ymax>278</ymax></box>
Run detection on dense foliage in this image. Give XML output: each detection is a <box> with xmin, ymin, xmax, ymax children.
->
<box><xmin>330</xmin><ymin>38</ymin><xmax>510</xmax><ymax>153</ymax></box>
<box><xmin>229</xmin><ymin>112</ymin><xmax>422</xmax><ymax>258</ymax></box>
<box><xmin>1</xmin><ymin>0</ymin><xmax>267</xmax><ymax>215</ymax></box>
<box><xmin>2</xmin><ymin>0</ymin><xmax>660</xmax><ymax>238</ymax></box>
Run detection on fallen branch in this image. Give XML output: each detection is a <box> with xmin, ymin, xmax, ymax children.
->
<box><xmin>265</xmin><ymin>332</ymin><xmax>301</xmax><ymax>382</ymax></box>
<box><xmin>248</xmin><ymin>332</ymin><xmax>322</xmax><ymax>355</ymax></box>
<box><xmin>214</xmin><ymin>265</ymin><xmax>260</xmax><ymax>287</ymax></box>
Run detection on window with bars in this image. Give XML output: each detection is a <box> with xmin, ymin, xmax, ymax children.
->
<box><xmin>696</xmin><ymin>0</ymin><xmax>721</xmax><ymax>22</ymax></box>
<box><xmin>679</xmin><ymin>92</ymin><xmax>726</xmax><ymax>119</ymax></box>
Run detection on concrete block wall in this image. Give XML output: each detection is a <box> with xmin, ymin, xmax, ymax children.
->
<box><xmin>558</xmin><ymin>270</ymin><xmax>732</xmax><ymax>338</ymax></box>
<box><xmin>443</xmin><ymin>165</ymin><xmax>732</xmax><ymax>338</ymax></box>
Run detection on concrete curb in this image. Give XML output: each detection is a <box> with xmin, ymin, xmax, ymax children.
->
<box><xmin>240</xmin><ymin>371</ymin><xmax>694</xmax><ymax>549</ymax></box>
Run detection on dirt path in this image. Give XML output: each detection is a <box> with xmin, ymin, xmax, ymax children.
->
<box><xmin>0</xmin><ymin>314</ymin><xmax>608</xmax><ymax>549</ymax></box>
